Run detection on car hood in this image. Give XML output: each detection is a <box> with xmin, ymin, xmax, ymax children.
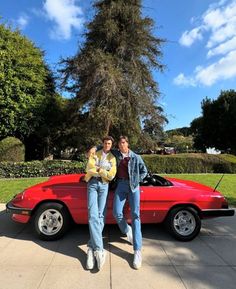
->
<box><xmin>22</xmin><ymin>174</ymin><xmax>84</xmax><ymax>193</ymax></box>
<box><xmin>48</xmin><ymin>174</ymin><xmax>83</xmax><ymax>184</ymax></box>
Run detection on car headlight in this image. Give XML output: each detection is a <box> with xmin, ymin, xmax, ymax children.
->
<box><xmin>13</xmin><ymin>191</ymin><xmax>25</xmax><ymax>201</ymax></box>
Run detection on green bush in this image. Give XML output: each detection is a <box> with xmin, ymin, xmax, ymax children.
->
<box><xmin>0</xmin><ymin>160</ymin><xmax>85</xmax><ymax>178</ymax></box>
<box><xmin>0</xmin><ymin>137</ymin><xmax>25</xmax><ymax>162</ymax></box>
<box><xmin>220</xmin><ymin>154</ymin><xmax>236</xmax><ymax>163</ymax></box>
<box><xmin>142</xmin><ymin>153</ymin><xmax>236</xmax><ymax>174</ymax></box>
<box><xmin>0</xmin><ymin>153</ymin><xmax>235</xmax><ymax>178</ymax></box>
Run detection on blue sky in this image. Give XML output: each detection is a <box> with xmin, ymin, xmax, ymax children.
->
<box><xmin>1</xmin><ymin>0</ymin><xmax>236</xmax><ymax>130</ymax></box>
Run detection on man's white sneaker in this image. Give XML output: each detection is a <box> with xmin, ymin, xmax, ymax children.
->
<box><xmin>86</xmin><ymin>248</ymin><xmax>95</xmax><ymax>270</ymax></box>
<box><xmin>133</xmin><ymin>250</ymin><xmax>142</xmax><ymax>269</ymax></box>
<box><xmin>94</xmin><ymin>250</ymin><xmax>106</xmax><ymax>270</ymax></box>
<box><xmin>126</xmin><ymin>225</ymin><xmax>133</xmax><ymax>245</ymax></box>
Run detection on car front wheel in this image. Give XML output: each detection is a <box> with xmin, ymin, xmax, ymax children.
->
<box><xmin>166</xmin><ymin>206</ymin><xmax>201</xmax><ymax>241</ymax></box>
<box><xmin>33</xmin><ymin>202</ymin><xmax>71</xmax><ymax>241</ymax></box>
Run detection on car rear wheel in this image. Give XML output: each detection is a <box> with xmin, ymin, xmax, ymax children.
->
<box><xmin>166</xmin><ymin>206</ymin><xmax>201</xmax><ymax>241</ymax></box>
<box><xmin>33</xmin><ymin>202</ymin><xmax>71</xmax><ymax>241</ymax></box>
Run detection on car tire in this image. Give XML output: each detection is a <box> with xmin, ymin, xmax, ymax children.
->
<box><xmin>33</xmin><ymin>202</ymin><xmax>71</xmax><ymax>241</ymax></box>
<box><xmin>165</xmin><ymin>206</ymin><xmax>201</xmax><ymax>241</ymax></box>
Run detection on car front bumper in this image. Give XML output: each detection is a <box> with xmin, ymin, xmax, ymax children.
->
<box><xmin>201</xmin><ymin>208</ymin><xmax>235</xmax><ymax>218</ymax></box>
<box><xmin>6</xmin><ymin>201</ymin><xmax>32</xmax><ymax>216</ymax></box>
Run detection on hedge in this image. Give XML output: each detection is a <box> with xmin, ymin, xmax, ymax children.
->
<box><xmin>0</xmin><ymin>160</ymin><xmax>85</xmax><ymax>178</ymax></box>
<box><xmin>0</xmin><ymin>153</ymin><xmax>236</xmax><ymax>178</ymax></box>
<box><xmin>142</xmin><ymin>153</ymin><xmax>236</xmax><ymax>174</ymax></box>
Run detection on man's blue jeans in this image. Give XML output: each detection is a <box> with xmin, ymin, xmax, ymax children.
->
<box><xmin>113</xmin><ymin>179</ymin><xmax>142</xmax><ymax>251</ymax></box>
<box><xmin>87</xmin><ymin>178</ymin><xmax>109</xmax><ymax>251</ymax></box>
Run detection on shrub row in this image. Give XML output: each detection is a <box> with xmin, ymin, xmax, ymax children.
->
<box><xmin>0</xmin><ymin>160</ymin><xmax>85</xmax><ymax>178</ymax></box>
<box><xmin>142</xmin><ymin>153</ymin><xmax>236</xmax><ymax>174</ymax></box>
<box><xmin>0</xmin><ymin>153</ymin><xmax>235</xmax><ymax>178</ymax></box>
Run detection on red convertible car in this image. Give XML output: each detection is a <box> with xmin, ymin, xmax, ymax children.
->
<box><xmin>6</xmin><ymin>173</ymin><xmax>234</xmax><ymax>241</ymax></box>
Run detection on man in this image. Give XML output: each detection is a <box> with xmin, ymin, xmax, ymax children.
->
<box><xmin>84</xmin><ymin>136</ymin><xmax>117</xmax><ymax>270</ymax></box>
<box><xmin>90</xmin><ymin>136</ymin><xmax>148</xmax><ymax>269</ymax></box>
<box><xmin>112</xmin><ymin>136</ymin><xmax>147</xmax><ymax>269</ymax></box>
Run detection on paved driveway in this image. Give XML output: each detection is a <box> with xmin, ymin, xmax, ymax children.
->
<box><xmin>0</xmin><ymin>203</ymin><xmax>236</xmax><ymax>289</ymax></box>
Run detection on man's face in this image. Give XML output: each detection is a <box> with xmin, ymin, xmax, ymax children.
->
<box><xmin>118</xmin><ymin>139</ymin><xmax>129</xmax><ymax>152</ymax></box>
<box><xmin>103</xmin><ymin>140</ymin><xmax>112</xmax><ymax>152</ymax></box>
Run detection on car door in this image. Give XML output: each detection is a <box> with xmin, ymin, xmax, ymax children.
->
<box><xmin>105</xmin><ymin>186</ymin><xmax>144</xmax><ymax>224</ymax></box>
<box><xmin>140</xmin><ymin>185</ymin><xmax>171</xmax><ymax>223</ymax></box>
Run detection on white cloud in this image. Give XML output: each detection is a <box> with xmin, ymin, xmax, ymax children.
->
<box><xmin>195</xmin><ymin>50</ymin><xmax>236</xmax><ymax>86</ymax></box>
<box><xmin>206</xmin><ymin>20</ymin><xmax>236</xmax><ymax>48</ymax></box>
<box><xmin>43</xmin><ymin>0</ymin><xmax>84</xmax><ymax>40</ymax></box>
<box><xmin>173</xmin><ymin>73</ymin><xmax>196</xmax><ymax>87</ymax></box>
<box><xmin>179</xmin><ymin>27</ymin><xmax>203</xmax><ymax>47</ymax></box>
<box><xmin>16</xmin><ymin>14</ymin><xmax>29</xmax><ymax>30</ymax></box>
<box><xmin>179</xmin><ymin>1</ymin><xmax>236</xmax><ymax>48</ymax></box>
<box><xmin>175</xmin><ymin>0</ymin><xmax>236</xmax><ymax>87</ymax></box>
<box><xmin>175</xmin><ymin>49</ymin><xmax>236</xmax><ymax>86</ymax></box>
<box><xmin>203</xmin><ymin>8</ymin><xmax>225</xmax><ymax>31</ymax></box>
<box><xmin>207</xmin><ymin>36</ymin><xmax>236</xmax><ymax>57</ymax></box>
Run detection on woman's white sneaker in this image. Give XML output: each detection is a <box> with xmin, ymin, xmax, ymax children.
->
<box><xmin>133</xmin><ymin>250</ymin><xmax>142</xmax><ymax>269</ymax></box>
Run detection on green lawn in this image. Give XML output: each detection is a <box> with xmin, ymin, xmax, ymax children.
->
<box><xmin>0</xmin><ymin>177</ymin><xmax>48</xmax><ymax>203</ymax></box>
<box><xmin>0</xmin><ymin>174</ymin><xmax>235</xmax><ymax>206</ymax></box>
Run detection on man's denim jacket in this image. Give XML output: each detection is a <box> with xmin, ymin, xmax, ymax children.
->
<box><xmin>111</xmin><ymin>149</ymin><xmax>148</xmax><ymax>192</ymax></box>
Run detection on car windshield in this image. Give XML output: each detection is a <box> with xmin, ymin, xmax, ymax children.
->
<box><xmin>140</xmin><ymin>174</ymin><xmax>173</xmax><ymax>187</ymax></box>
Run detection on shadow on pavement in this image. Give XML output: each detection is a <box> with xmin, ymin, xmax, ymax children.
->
<box><xmin>1</xmin><ymin>208</ymin><xmax>236</xmax><ymax>289</ymax></box>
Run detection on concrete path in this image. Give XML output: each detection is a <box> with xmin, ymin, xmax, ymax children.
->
<box><xmin>0</xmin><ymin>203</ymin><xmax>236</xmax><ymax>289</ymax></box>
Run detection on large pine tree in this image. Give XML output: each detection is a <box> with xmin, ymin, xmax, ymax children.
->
<box><xmin>61</xmin><ymin>0</ymin><xmax>166</xmax><ymax>144</ymax></box>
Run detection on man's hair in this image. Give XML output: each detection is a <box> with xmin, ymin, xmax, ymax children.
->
<box><xmin>102</xmin><ymin>135</ymin><xmax>114</xmax><ymax>143</ymax></box>
<box><xmin>118</xmin><ymin>135</ymin><xmax>129</xmax><ymax>143</ymax></box>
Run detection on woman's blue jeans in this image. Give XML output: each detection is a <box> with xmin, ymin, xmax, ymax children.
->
<box><xmin>87</xmin><ymin>178</ymin><xmax>109</xmax><ymax>251</ymax></box>
<box><xmin>113</xmin><ymin>179</ymin><xmax>142</xmax><ymax>251</ymax></box>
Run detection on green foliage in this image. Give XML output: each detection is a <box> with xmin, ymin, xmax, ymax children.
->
<box><xmin>142</xmin><ymin>153</ymin><xmax>236</xmax><ymax>174</ymax></box>
<box><xmin>166</xmin><ymin>127</ymin><xmax>192</xmax><ymax>137</ymax></box>
<box><xmin>0</xmin><ymin>160</ymin><xmax>85</xmax><ymax>178</ymax></box>
<box><xmin>220</xmin><ymin>154</ymin><xmax>236</xmax><ymax>163</ymax></box>
<box><xmin>0</xmin><ymin>137</ymin><xmax>25</xmax><ymax>161</ymax></box>
<box><xmin>190</xmin><ymin>90</ymin><xmax>236</xmax><ymax>153</ymax></box>
<box><xmin>190</xmin><ymin>117</ymin><xmax>204</xmax><ymax>150</ymax></box>
<box><xmin>60</xmin><ymin>0</ymin><xmax>166</xmax><ymax>146</ymax></box>
<box><xmin>1</xmin><ymin>153</ymin><xmax>234</xmax><ymax>178</ymax></box>
<box><xmin>0</xmin><ymin>23</ymin><xmax>52</xmax><ymax>138</ymax></box>
<box><xmin>164</xmin><ymin>134</ymin><xmax>194</xmax><ymax>153</ymax></box>
<box><xmin>24</xmin><ymin>93</ymin><xmax>69</xmax><ymax>160</ymax></box>
<box><xmin>0</xmin><ymin>22</ymin><xmax>68</xmax><ymax>160</ymax></box>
